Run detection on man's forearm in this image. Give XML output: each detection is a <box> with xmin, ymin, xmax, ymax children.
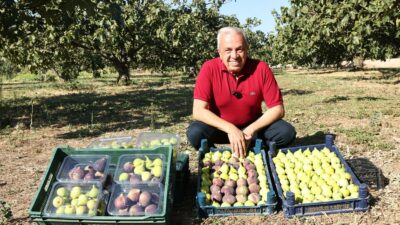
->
<box><xmin>246</xmin><ymin>105</ymin><xmax>285</xmax><ymax>134</ymax></box>
<box><xmin>193</xmin><ymin>108</ymin><xmax>235</xmax><ymax>133</ymax></box>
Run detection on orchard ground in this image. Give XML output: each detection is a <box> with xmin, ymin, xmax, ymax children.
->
<box><xmin>0</xmin><ymin>66</ymin><xmax>399</xmax><ymax>224</ymax></box>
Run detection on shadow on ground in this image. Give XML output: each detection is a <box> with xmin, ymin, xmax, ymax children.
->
<box><xmin>281</xmin><ymin>89</ymin><xmax>313</xmax><ymax>96</ymax></box>
<box><xmin>346</xmin><ymin>157</ymin><xmax>389</xmax><ymax>191</ymax></box>
<box><xmin>291</xmin><ymin>131</ymin><xmax>328</xmax><ymax>147</ymax></box>
<box><xmin>171</xmin><ymin>173</ymin><xmax>201</xmax><ymax>225</ymax></box>
<box><xmin>0</xmin><ymin>84</ymin><xmax>194</xmax><ymax>138</ymax></box>
<box><xmin>337</xmin><ymin>68</ymin><xmax>400</xmax><ymax>84</ymax></box>
<box><xmin>347</xmin><ymin>157</ymin><xmax>389</xmax><ymax>207</ymax></box>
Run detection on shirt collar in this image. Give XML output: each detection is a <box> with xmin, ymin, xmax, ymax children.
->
<box><xmin>218</xmin><ymin>57</ymin><xmax>252</xmax><ymax>77</ymax></box>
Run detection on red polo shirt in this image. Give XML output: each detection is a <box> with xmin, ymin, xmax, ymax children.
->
<box><xmin>193</xmin><ymin>57</ymin><xmax>283</xmax><ymax>127</ymax></box>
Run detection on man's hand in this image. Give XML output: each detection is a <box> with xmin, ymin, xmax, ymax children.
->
<box><xmin>227</xmin><ymin>126</ymin><xmax>247</xmax><ymax>158</ymax></box>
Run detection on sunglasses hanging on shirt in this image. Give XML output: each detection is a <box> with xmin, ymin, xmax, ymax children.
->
<box><xmin>232</xmin><ymin>91</ymin><xmax>242</xmax><ymax>99</ymax></box>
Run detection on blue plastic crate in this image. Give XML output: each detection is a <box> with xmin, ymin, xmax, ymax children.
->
<box><xmin>196</xmin><ymin>139</ymin><xmax>277</xmax><ymax>217</ymax></box>
<box><xmin>267</xmin><ymin>135</ymin><xmax>369</xmax><ymax>218</ymax></box>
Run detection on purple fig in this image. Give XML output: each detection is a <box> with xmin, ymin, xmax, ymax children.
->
<box><xmin>212</xmin><ymin>165</ymin><xmax>221</xmax><ymax>171</ymax></box>
<box><xmin>247</xmin><ymin>176</ymin><xmax>258</xmax><ymax>185</ymax></box>
<box><xmin>144</xmin><ymin>204</ymin><xmax>158</xmax><ymax>214</ymax></box>
<box><xmin>68</xmin><ymin>166</ymin><xmax>85</xmax><ymax>180</ymax></box>
<box><xmin>210</xmin><ymin>184</ymin><xmax>221</xmax><ymax>193</ymax></box>
<box><xmin>114</xmin><ymin>193</ymin><xmax>128</xmax><ymax>209</ymax></box>
<box><xmin>221</xmin><ymin>185</ymin><xmax>235</xmax><ymax>195</ymax></box>
<box><xmin>236</xmin><ymin>186</ymin><xmax>249</xmax><ymax>196</ymax></box>
<box><xmin>222</xmin><ymin>194</ymin><xmax>236</xmax><ymax>205</ymax></box>
<box><xmin>237</xmin><ymin>178</ymin><xmax>247</xmax><ymax>187</ymax></box>
<box><xmin>93</xmin><ymin>157</ymin><xmax>107</xmax><ymax>172</ymax></box>
<box><xmin>247</xmin><ymin>169</ymin><xmax>258</xmax><ymax>178</ymax></box>
<box><xmin>127</xmin><ymin>188</ymin><xmax>141</xmax><ymax>202</ymax></box>
<box><xmin>211</xmin><ymin>192</ymin><xmax>222</xmax><ymax>202</ymax></box>
<box><xmin>230</xmin><ymin>162</ymin><xmax>240</xmax><ymax>170</ymax></box>
<box><xmin>225</xmin><ymin>179</ymin><xmax>237</xmax><ymax>188</ymax></box>
<box><xmin>249</xmin><ymin>183</ymin><xmax>261</xmax><ymax>193</ymax></box>
<box><xmin>245</xmin><ymin>163</ymin><xmax>256</xmax><ymax>171</ymax></box>
<box><xmin>151</xmin><ymin>193</ymin><xmax>160</xmax><ymax>205</ymax></box>
<box><xmin>139</xmin><ymin>191</ymin><xmax>152</xmax><ymax>207</ymax></box>
<box><xmin>129</xmin><ymin>204</ymin><xmax>143</xmax><ymax>215</ymax></box>
<box><xmin>129</xmin><ymin>173</ymin><xmax>141</xmax><ymax>182</ymax></box>
<box><xmin>214</xmin><ymin>160</ymin><xmax>224</xmax><ymax>167</ymax></box>
<box><xmin>248</xmin><ymin>193</ymin><xmax>261</xmax><ymax>204</ymax></box>
<box><xmin>212</xmin><ymin>177</ymin><xmax>224</xmax><ymax>187</ymax></box>
<box><xmin>123</xmin><ymin>162</ymin><xmax>134</xmax><ymax>173</ymax></box>
<box><xmin>203</xmin><ymin>161</ymin><xmax>212</xmax><ymax>167</ymax></box>
<box><xmin>83</xmin><ymin>171</ymin><xmax>95</xmax><ymax>181</ymax></box>
<box><xmin>228</xmin><ymin>157</ymin><xmax>239</xmax><ymax>165</ymax></box>
<box><xmin>242</xmin><ymin>159</ymin><xmax>251</xmax><ymax>167</ymax></box>
<box><xmin>210</xmin><ymin>185</ymin><xmax>221</xmax><ymax>194</ymax></box>
<box><xmin>236</xmin><ymin>194</ymin><xmax>247</xmax><ymax>203</ymax></box>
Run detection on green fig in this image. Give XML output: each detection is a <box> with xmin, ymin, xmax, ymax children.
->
<box><xmin>56</xmin><ymin>205</ymin><xmax>65</xmax><ymax>214</ymax></box>
<box><xmin>64</xmin><ymin>205</ymin><xmax>76</xmax><ymax>215</ymax></box>
<box><xmin>75</xmin><ymin>205</ymin><xmax>87</xmax><ymax>215</ymax></box>
<box><xmin>145</xmin><ymin>156</ymin><xmax>153</xmax><ymax>170</ymax></box>
<box><xmin>86</xmin><ymin>199</ymin><xmax>97</xmax><ymax>210</ymax></box>
<box><xmin>152</xmin><ymin>158</ymin><xmax>163</xmax><ymax>167</ymax></box>
<box><xmin>87</xmin><ymin>185</ymin><xmax>99</xmax><ymax>198</ymax></box>
<box><xmin>56</xmin><ymin>187</ymin><xmax>68</xmax><ymax>197</ymax></box>
<box><xmin>70</xmin><ymin>186</ymin><xmax>82</xmax><ymax>199</ymax></box>
<box><xmin>52</xmin><ymin>196</ymin><xmax>64</xmax><ymax>208</ymax></box>
<box><xmin>88</xmin><ymin>209</ymin><xmax>97</xmax><ymax>216</ymax></box>
<box><xmin>119</xmin><ymin>172</ymin><xmax>130</xmax><ymax>182</ymax></box>
<box><xmin>78</xmin><ymin>194</ymin><xmax>88</xmax><ymax>206</ymax></box>
<box><xmin>151</xmin><ymin>165</ymin><xmax>163</xmax><ymax>177</ymax></box>
<box><xmin>134</xmin><ymin>165</ymin><xmax>145</xmax><ymax>175</ymax></box>
<box><xmin>133</xmin><ymin>158</ymin><xmax>144</xmax><ymax>167</ymax></box>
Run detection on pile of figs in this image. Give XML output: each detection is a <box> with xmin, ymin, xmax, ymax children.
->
<box><xmin>116</xmin><ymin>155</ymin><xmax>164</xmax><ymax>183</ymax></box>
<box><xmin>95</xmin><ymin>141</ymin><xmax>135</xmax><ymax>149</ymax></box>
<box><xmin>47</xmin><ymin>183</ymin><xmax>101</xmax><ymax>216</ymax></box>
<box><xmin>109</xmin><ymin>185</ymin><xmax>162</xmax><ymax>216</ymax></box>
<box><xmin>200</xmin><ymin>151</ymin><xmax>270</xmax><ymax>207</ymax></box>
<box><xmin>138</xmin><ymin>137</ymin><xmax>178</xmax><ymax>149</ymax></box>
<box><xmin>273</xmin><ymin>147</ymin><xmax>360</xmax><ymax>204</ymax></box>
<box><xmin>63</xmin><ymin>156</ymin><xmax>108</xmax><ymax>182</ymax></box>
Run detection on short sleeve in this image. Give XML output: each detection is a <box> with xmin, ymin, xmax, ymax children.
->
<box><xmin>262</xmin><ymin>63</ymin><xmax>283</xmax><ymax>108</ymax></box>
<box><xmin>193</xmin><ymin>62</ymin><xmax>213</xmax><ymax>103</ymax></box>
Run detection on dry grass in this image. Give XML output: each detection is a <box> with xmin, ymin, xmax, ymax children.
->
<box><xmin>0</xmin><ymin>68</ymin><xmax>399</xmax><ymax>224</ymax></box>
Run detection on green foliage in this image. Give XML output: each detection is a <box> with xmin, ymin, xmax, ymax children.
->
<box><xmin>1</xmin><ymin>0</ymin><xmax>268</xmax><ymax>82</ymax></box>
<box><xmin>0</xmin><ymin>57</ymin><xmax>19</xmax><ymax>79</ymax></box>
<box><xmin>11</xmin><ymin>72</ymin><xmax>37</xmax><ymax>82</ymax></box>
<box><xmin>271</xmin><ymin>0</ymin><xmax>400</xmax><ymax>67</ymax></box>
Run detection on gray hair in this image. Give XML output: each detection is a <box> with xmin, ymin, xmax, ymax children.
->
<box><xmin>217</xmin><ymin>27</ymin><xmax>248</xmax><ymax>50</ymax></box>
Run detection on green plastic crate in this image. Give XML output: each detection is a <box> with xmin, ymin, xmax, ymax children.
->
<box><xmin>29</xmin><ymin>145</ymin><xmax>173</xmax><ymax>225</ymax></box>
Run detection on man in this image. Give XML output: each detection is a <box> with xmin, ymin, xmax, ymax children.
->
<box><xmin>186</xmin><ymin>27</ymin><xmax>296</xmax><ymax>158</ymax></box>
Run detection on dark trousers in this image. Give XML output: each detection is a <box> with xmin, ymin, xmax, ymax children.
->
<box><xmin>186</xmin><ymin>119</ymin><xmax>296</xmax><ymax>150</ymax></box>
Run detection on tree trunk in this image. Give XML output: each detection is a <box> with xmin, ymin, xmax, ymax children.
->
<box><xmin>113</xmin><ymin>59</ymin><xmax>130</xmax><ymax>84</ymax></box>
<box><xmin>353</xmin><ymin>55</ymin><xmax>364</xmax><ymax>70</ymax></box>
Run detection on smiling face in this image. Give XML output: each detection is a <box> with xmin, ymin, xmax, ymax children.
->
<box><xmin>218</xmin><ymin>31</ymin><xmax>248</xmax><ymax>74</ymax></box>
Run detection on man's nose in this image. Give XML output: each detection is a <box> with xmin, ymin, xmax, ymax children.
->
<box><xmin>230</xmin><ymin>50</ymin><xmax>238</xmax><ymax>58</ymax></box>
